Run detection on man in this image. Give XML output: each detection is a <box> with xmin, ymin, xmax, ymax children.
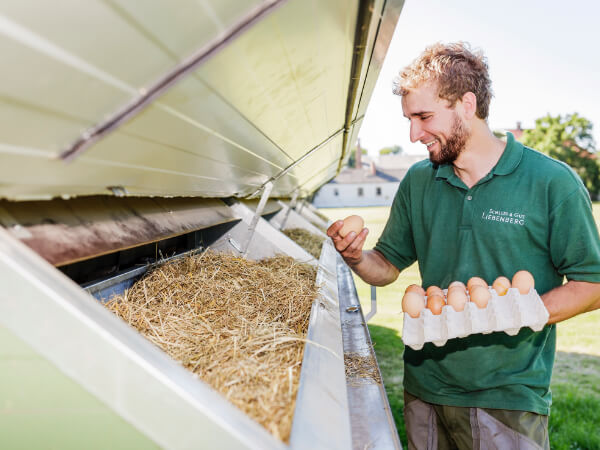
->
<box><xmin>328</xmin><ymin>42</ymin><xmax>600</xmax><ymax>449</ymax></box>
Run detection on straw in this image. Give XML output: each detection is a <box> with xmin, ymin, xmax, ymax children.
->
<box><xmin>105</xmin><ymin>250</ymin><xmax>318</xmax><ymax>442</ymax></box>
<box><xmin>282</xmin><ymin>228</ymin><xmax>325</xmax><ymax>259</ymax></box>
<box><xmin>344</xmin><ymin>352</ymin><xmax>382</xmax><ymax>385</ymax></box>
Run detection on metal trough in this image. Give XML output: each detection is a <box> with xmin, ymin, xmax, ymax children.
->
<box><xmin>0</xmin><ymin>200</ymin><xmax>399</xmax><ymax>449</ymax></box>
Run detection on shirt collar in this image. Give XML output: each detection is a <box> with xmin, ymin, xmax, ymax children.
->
<box><xmin>435</xmin><ymin>163</ymin><xmax>454</xmax><ymax>180</ymax></box>
<box><xmin>491</xmin><ymin>132</ymin><xmax>524</xmax><ymax>176</ymax></box>
<box><xmin>435</xmin><ymin>132</ymin><xmax>524</xmax><ymax>181</ymax></box>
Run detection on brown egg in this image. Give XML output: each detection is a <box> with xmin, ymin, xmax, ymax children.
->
<box><xmin>467</xmin><ymin>276</ymin><xmax>488</xmax><ymax>292</ymax></box>
<box><xmin>448</xmin><ymin>281</ymin><xmax>467</xmax><ymax>291</ymax></box>
<box><xmin>448</xmin><ymin>285</ymin><xmax>467</xmax><ymax>296</ymax></box>
<box><xmin>470</xmin><ymin>285</ymin><xmax>491</xmax><ymax>308</ymax></box>
<box><xmin>492</xmin><ymin>276</ymin><xmax>511</xmax><ymax>296</ymax></box>
<box><xmin>426</xmin><ymin>285</ymin><xmax>444</xmax><ymax>298</ymax></box>
<box><xmin>405</xmin><ymin>284</ymin><xmax>426</xmax><ymax>296</ymax></box>
<box><xmin>512</xmin><ymin>270</ymin><xmax>535</xmax><ymax>295</ymax></box>
<box><xmin>338</xmin><ymin>215</ymin><xmax>365</xmax><ymax>238</ymax></box>
<box><xmin>402</xmin><ymin>292</ymin><xmax>425</xmax><ymax>318</ymax></box>
<box><xmin>447</xmin><ymin>288</ymin><xmax>468</xmax><ymax>312</ymax></box>
<box><xmin>426</xmin><ymin>294</ymin><xmax>445</xmax><ymax>315</ymax></box>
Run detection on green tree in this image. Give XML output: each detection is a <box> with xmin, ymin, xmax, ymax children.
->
<box><xmin>379</xmin><ymin>145</ymin><xmax>404</xmax><ymax>155</ymax></box>
<box><xmin>521</xmin><ymin>113</ymin><xmax>600</xmax><ymax>197</ymax></box>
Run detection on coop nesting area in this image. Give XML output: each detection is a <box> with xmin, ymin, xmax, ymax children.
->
<box><xmin>282</xmin><ymin>228</ymin><xmax>325</xmax><ymax>260</ymax></box>
<box><xmin>105</xmin><ymin>249</ymin><xmax>319</xmax><ymax>442</ymax></box>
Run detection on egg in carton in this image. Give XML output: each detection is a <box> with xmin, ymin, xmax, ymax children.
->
<box><xmin>402</xmin><ymin>287</ymin><xmax>549</xmax><ymax>351</ymax></box>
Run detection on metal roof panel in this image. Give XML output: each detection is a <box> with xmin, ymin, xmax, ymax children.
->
<box><xmin>0</xmin><ymin>0</ymin><xmax>403</xmax><ymax>201</ymax></box>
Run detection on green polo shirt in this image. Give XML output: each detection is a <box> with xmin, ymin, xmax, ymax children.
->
<box><xmin>374</xmin><ymin>133</ymin><xmax>600</xmax><ymax>414</ymax></box>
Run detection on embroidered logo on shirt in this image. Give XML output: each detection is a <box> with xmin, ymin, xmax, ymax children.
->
<box><xmin>481</xmin><ymin>209</ymin><xmax>526</xmax><ymax>226</ymax></box>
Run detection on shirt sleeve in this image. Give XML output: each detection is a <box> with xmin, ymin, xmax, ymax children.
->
<box><xmin>548</xmin><ymin>185</ymin><xmax>600</xmax><ymax>282</ymax></box>
<box><xmin>373</xmin><ymin>172</ymin><xmax>417</xmax><ymax>272</ymax></box>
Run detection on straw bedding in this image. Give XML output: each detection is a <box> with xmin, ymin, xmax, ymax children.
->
<box><xmin>105</xmin><ymin>250</ymin><xmax>318</xmax><ymax>442</ymax></box>
<box><xmin>344</xmin><ymin>352</ymin><xmax>382</xmax><ymax>385</ymax></box>
<box><xmin>282</xmin><ymin>228</ymin><xmax>325</xmax><ymax>259</ymax></box>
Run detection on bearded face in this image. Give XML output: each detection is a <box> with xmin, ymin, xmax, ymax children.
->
<box><xmin>429</xmin><ymin>112</ymin><xmax>471</xmax><ymax>165</ymax></box>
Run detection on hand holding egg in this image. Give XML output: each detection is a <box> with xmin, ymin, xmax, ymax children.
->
<box><xmin>326</xmin><ymin>214</ymin><xmax>367</xmax><ymax>264</ymax></box>
<box><xmin>327</xmin><ymin>214</ymin><xmax>365</xmax><ymax>240</ymax></box>
<box><xmin>338</xmin><ymin>215</ymin><xmax>365</xmax><ymax>238</ymax></box>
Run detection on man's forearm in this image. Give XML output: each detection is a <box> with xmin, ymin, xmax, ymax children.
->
<box><xmin>347</xmin><ymin>249</ymin><xmax>399</xmax><ymax>286</ymax></box>
<box><xmin>542</xmin><ymin>280</ymin><xmax>600</xmax><ymax>324</ymax></box>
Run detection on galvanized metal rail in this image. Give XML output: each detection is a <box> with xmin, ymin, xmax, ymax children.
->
<box><xmin>338</xmin><ymin>257</ymin><xmax>402</xmax><ymax>449</ymax></box>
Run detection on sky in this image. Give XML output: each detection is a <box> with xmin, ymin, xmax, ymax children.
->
<box><xmin>358</xmin><ymin>0</ymin><xmax>600</xmax><ymax>157</ymax></box>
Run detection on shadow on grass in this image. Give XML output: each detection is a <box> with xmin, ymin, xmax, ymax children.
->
<box><xmin>367</xmin><ymin>325</ymin><xmax>600</xmax><ymax>450</ymax></box>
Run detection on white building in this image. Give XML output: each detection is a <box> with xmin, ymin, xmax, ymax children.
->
<box><xmin>313</xmin><ymin>152</ymin><xmax>426</xmax><ymax>207</ymax></box>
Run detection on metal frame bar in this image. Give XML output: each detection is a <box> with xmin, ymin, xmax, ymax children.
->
<box><xmin>365</xmin><ymin>285</ymin><xmax>377</xmax><ymax>322</ymax></box>
<box><xmin>289</xmin><ymin>239</ymin><xmax>351</xmax><ymax>449</ymax></box>
<box><xmin>241</xmin><ymin>182</ymin><xmax>273</xmax><ymax>256</ymax></box>
<box><xmin>278</xmin><ymin>190</ymin><xmax>299</xmax><ymax>230</ymax></box>
<box><xmin>269</xmin><ymin>201</ymin><xmax>326</xmax><ymax>239</ymax></box>
<box><xmin>226</xmin><ymin>200</ymin><xmax>315</xmax><ymax>264</ymax></box>
<box><xmin>248</xmin><ymin>128</ymin><xmax>343</xmax><ymax>197</ymax></box>
<box><xmin>247</xmin><ymin>113</ymin><xmax>364</xmax><ymax>199</ymax></box>
<box><xmin>337</xmin><ymin>257</ymin><xmax>402</xmax><ymax>449</ymax></box>
<box><xmin>338</xmin><ymin>0</ymin><xmax>375</xmax><ymax>172</ymax></box>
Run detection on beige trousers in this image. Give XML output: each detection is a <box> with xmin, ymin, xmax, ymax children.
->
<box><xmin>404</xmin><ymin>391</ymin><xmax>550</xmax><ymax>450</ymax></box>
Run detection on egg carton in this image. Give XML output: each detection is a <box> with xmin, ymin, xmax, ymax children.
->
<box><xmin>402</xmin><ymin>287</ymin><xmax>549</xmax><ymax>350</ymax></box>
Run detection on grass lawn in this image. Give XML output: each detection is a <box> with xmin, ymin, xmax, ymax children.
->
<box><xmin>319</xmin><ymin>205</ymin><xmax>600</xmax><ymax>449</ymax></box>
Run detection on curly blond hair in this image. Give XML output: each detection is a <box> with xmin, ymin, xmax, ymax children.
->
<box><xmin>393</xmin><ymin>42</ymin><xmax>493</xmax><ymax>120</ymax></box>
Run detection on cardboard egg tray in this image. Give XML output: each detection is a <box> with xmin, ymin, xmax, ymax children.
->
<box><xmin>402</xmin><ymin>287</ymin><xmax>549</xmax><ymax>350</ymax></box>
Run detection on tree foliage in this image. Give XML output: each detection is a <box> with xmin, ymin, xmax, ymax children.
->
<box><xmin>521</xmin><ymin>113</ymin><xmax>599</xmax><ymax>197</ymax></box>
<box><xmin>379</xmin><ymin>145</ymin><xmax>404</xmax><ymax>155</ymax></box>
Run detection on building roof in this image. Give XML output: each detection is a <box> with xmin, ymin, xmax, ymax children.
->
<box><xmin>376</xmin><ymin>154</ymin><xmax>426</xmax><ymax>169</ymax></box>
<box><xmin>330</xmin><ymin>165</ymin><xmax>409</xmax><ymax>184</ymax></box>
<box><xmin>506</xmin><ymin>128</ymin><xmax>524</xmax><ymax>140</ymax></box>
<box><xmin>505</xmin><ymin>121</ymin><xmax>525</xmax><ymax>141</ymax></box>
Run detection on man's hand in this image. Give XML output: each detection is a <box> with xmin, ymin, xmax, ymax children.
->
<box><xmin>327</xmin><ymin>219</ymin><xmax>399</xmax><ymax>286</ymax></box>
<box><xmin>327</xmin><ymin>220</ymin><xmax>369</xmax><ymax>266</ymax></box>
